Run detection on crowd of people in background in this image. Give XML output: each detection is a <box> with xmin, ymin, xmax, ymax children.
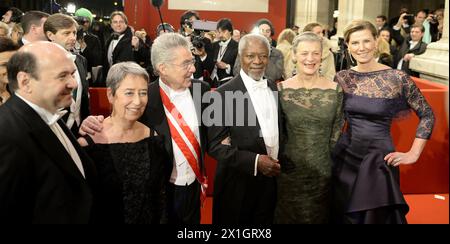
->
<box><xmin>0</xmin><ymin>4</ymin><xmax>440</xmax><ymax>224</ymax></box>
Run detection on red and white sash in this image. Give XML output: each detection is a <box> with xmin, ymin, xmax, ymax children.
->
<box><xmin>160</xmin><ymin>87</ymin><xmax>208</xmax><ymax>207</ymax></box>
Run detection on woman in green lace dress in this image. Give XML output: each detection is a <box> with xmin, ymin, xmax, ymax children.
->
<box><xmin>275</xmin><ymin>32</ymin><xmax>344</xmax><ymax>224</ymax></box>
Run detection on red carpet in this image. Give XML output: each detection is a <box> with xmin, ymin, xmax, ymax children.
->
<box><xmin>200</xmin><ymin>194</ymin><xmax>449</xmax><ymax>224</ymax></box>
<box><xmin>405</xmin><ymin>194</ymin><xmax>449</xmax><ymax>224</ymax></box>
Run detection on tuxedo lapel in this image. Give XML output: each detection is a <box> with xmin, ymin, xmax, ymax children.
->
<box><xmin>189</xmin><ymin>80</ymin><xmax>208</xmax><ymax>172</ymax></box>
<box><xmin>58</xmin><ymin>120</ymin><xmax>96</xmax><ymax>181</ymax></box>
<box><xmin>233</xmin><ymin>76</ymin><xmax>266</xmax><ymax>152</ymax></box>
<box><xmin>74</xmin><ymin>55</ymin><xmax>87</xmax><ymax>84</ymax></box>
<box><xmin>9</xmin><ymin>96</ymin><xmax>86</xmax><ymax>182</ymax></box>
<box><xmin>146</xmin><ymin>81</ymin><xmax>173</xmax><ymax>158</ymax></box>
<box><xmin>222</xmin><ymin>40</ymin><xmax>237</xmax><ymax>63</ymax></box>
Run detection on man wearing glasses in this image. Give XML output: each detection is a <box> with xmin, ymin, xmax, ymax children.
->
<box><xmin>81</xmin><ymin>33</ymin><xmax>211</xmax><ymax>224</ymax></box>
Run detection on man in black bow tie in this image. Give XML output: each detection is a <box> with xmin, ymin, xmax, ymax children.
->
<box><xmin>207</xmin><ymin>34</ymin><xmax>286</xmax><ymax>224</ymax></box>
<box><xmin>103</xmin><ymin>11</ymin><xmax>148</xmax><ymax>86</ymax></box>
<box><xmin>0</xmin><ymin>42</ymin><xmax>97</xmax><ymax>223</ymax></box>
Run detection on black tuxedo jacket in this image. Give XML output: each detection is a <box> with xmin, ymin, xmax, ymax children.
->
<box><xmin>0</xmin><ymin>95</ymin><xmax>97</xmax><ymax>223</ymax></box>
<box><xmin>81</xmin><ymin>32</ymin><xmax>103</xmax><ymax>74</ymax></box>
<box><xmin>142</xmin><ymin>79</ymin><xmax>211</xmax><ymax>180</ymax></box>
<box><xmin>62</xmin><ymin>54</ymin><xmax>91</xmax><ymax>136</ymax></box>
<box><xmin>212</xmin><ymin>39</ymin><xmax>239</xmax><ymax>81</ymax></box>
<box><xmin>207</xmin><ymin>75</ymin><xmax>286</xmax><ymax>223</ymax></box>
<box><xmin>103</xmin><ymin>27</ymin><xmax>148</xmax><ymax>84</ymax></box>
<box><xmin>393</xmin><ymin>31</ymin><xmax>428</xmax><ymax>76</ymax></box>
<box><xmin>75</xmin><ymin>54</ymin><xmax>91</xmax><ymax>124</ymax></box>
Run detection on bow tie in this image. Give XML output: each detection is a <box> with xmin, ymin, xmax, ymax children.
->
<box><xmin>111</xmin><ymin>33</ymin><xmax>120</xmax><ymax>40</ymax></box>
<box><xmin>219</xmin><ymin>41</ymin><xmax>228</xmax><ymax>47</ymax></box>
<box><xmin>252</xmin><ymin>80</ymin><xmax>268</xmax><ymax>90</ymax></box>
<box><xmin>47</xmin><ymin>109</ymin><xmax>68</xmax><ymax>126</ymax></box>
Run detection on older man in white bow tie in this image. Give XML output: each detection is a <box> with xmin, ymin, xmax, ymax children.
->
<box><xmin>208</xmin><ymin>33</ymin><xmax>286</xmax><ymax>224</ymax></box>
<box><xmin>0</xmin><ymin>41</ymin><xmax>96</xmax><ymax>223</ymax></box>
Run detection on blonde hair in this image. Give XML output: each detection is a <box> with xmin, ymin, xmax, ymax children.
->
<box><xmin>277</xmin><ymin>28</ymin><xmax>296</xmax><ymax>45</ymax></box>
<box><xmin>343</xmin><ymin>20</ymin><xmax>378</xmax><ymax>43</ymax></box>
<box><xmin>375</xmin><ymin>37</ymin><xmax>390</xmax><ymax>58</ymax></box>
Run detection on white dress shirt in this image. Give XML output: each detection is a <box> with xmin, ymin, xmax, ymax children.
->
<box><xmin>107</xmin><ymin>33</ymin><xmax>125</xmax><ymax>67</ymax></box>
<box><xmin>21</xmin><ymin>37</ymin><xmax>30</xmax><ymax>45</ymax></box>
<box><xmin>66</xmin><ymin>54</ymin><xmax>83</xmax><ymax>129</ymax></box>
<box><xmin>15</xmin><ymin>94</ymin><xmax>86</xmax><ymax>178</ymax></box>
<box><xmin>397</xmin><ymin>41</ymin><xmax>418</xmax><ymax>70</ymax></box>
<box><xmin>160</xmin><ymin>80</ymin><xmax>200</xmax><ymax>186</ymax></box>
<box><xmin>240</xmin><ymin>70</ymin><xmax>279</xmax><ymax>176</ymax></box>
<box><xmin>211</xmin><ymin>38</ymin><xmax>232</xmax><ymax>81</ymax></box>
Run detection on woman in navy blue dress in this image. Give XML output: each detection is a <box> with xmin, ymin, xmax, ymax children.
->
<box><xmin>332</xmin><ymin>20</ymin><xmax>435</xmax><ymax>224</ymax></box>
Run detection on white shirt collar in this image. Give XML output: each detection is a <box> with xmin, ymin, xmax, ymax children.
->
<box><xmin>240</xmin><ymin>70</ymin><xmax>268</xmax><ymax>91</ymax></box>
<box><xmin>219</xmin><ymin>38</ymin><xmax>231</xmax><ymax>47</ymax></box>
<box><xmin>159</xmin><ymin>79</ymin><xmax>190</xmax><ymax>101</ymax></box>
<box><xmin>15</xmin><ymin>93</ymin><xmax>67</xmax><ymax>126</ymax></box>
<box><xmin>21</xmin><ymin>37</ymin><xmax>30</xmax><ymax>45</ymax></box>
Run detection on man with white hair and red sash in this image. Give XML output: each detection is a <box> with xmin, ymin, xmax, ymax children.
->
<box><xmin>80</xmin><ymin>33</ymin><xmax>210</xmax><ymax>224</ymax></box>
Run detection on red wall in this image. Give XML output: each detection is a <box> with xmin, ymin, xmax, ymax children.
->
<box><xmin>124</xmin><ymin>0</ymin><xmax>287</xmax><ymax>40</ymax></box>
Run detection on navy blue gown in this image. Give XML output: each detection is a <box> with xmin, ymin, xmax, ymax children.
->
<box><xmin>332</xmin><ymin>69</ymin><xmax>435</xmax><ymax>224</ymax></box>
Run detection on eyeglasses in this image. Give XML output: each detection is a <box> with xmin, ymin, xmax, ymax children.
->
<box><xmin>170</xmin><ymin>58</ymin><xmax>196</xmax><ymax>70</ymax></box>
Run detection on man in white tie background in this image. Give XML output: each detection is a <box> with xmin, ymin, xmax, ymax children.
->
<box><xmin>210</xmin><ymin>18</ymin><xmax>238</xmax><ymax>88</ymax></box>
<box><xmin>208</xmin><ymin>34</ymin><xmax>286</xmax><ymax>224</ymax></box>
<box><xmin>0</xmin><ymin>42</ymin><xmax>96</xmax><ymax>223</ymax></box>
<box><xmin>79</xmin><ymin>33</ymin><xmax>211</xmax><ymax>224</ymax></box>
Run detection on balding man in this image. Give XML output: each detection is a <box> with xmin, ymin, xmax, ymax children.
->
<box><xmin>0</xmin><ymin>42</ymin><xmax>96</xmax><ymax>224</ymax></box>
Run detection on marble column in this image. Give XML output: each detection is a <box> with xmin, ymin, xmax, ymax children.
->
<box><xmin>410</xmin><ymin>0</ymin><xmax>449</xmax><ymax>85</ymax></box>
<box><xmin>330</xmin><ymin>0</ymin><xmax>387</xmax><ymax>51</ymax></box>
<box><xmin>294</xmin><ymin>0</ymin><xmax>331</xmax><ymax>30</ymax></box>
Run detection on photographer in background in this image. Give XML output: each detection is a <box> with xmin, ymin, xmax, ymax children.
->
<box><xmin>192</xmin><ymin>35</ymin><xmax>214</xmax><ymax>83</ymax></box>
<box><xmin>74</xmin><ymin>8</ymin><xmax>103</xmax><ymax>86</ymax></box>
<box><xmin>211</xmin><ymin>18</ymin><xmax>238</xmax><ymax>88</ymax></box>
<box><xmin>179</xmin><ymin>10</ymin><xmax>200</xmax><ymax>41</ymax></box>
<box><xmin>422</xmin><ymin>9</ymin><xmax>440</xmax><ymax>44</ymax></box>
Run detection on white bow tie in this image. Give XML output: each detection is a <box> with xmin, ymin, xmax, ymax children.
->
<box><xmin>47</xmin><ymin>109</ymin><xmax>68</xmax><ymax>126</ymax></box>
<box><xmin>252</xmin><ymin>80</ymin><xmax>268</xmax><ymax>90</ymax></box>
<box><xmin>219</xmin><ymin>41</ymin><xmax>229</xmax><ymax>47</ymax></box>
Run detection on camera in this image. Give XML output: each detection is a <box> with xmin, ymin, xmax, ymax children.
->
<box><xmin>403</xmin><ymin>14</ymin><xmax>415</xmax><ymax>25</ymax></box>
<box><xmin>430</xmin><ymin>15</ymin><xmax>438</xmax><ymax>23</ymax></box>
<box><xmin>192</xmin><ymin>35</ymin><xmax>206</xmax><ymax>50</ymax></box>
<box><xmin>335</xmin><ymin>37</ymin><xmax>355</xmax><ymax>71</ymax></box>
<box><xmin>183</xmin><ymin>19</ymin><xmax>193</xmax><ymax>30</ymax></box>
